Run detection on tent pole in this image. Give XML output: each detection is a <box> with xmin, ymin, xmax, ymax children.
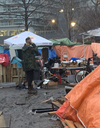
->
<box><xmin>82</xmin><ymin>35</ymin><xmax>86</xmax><ymax>58</ymax></box>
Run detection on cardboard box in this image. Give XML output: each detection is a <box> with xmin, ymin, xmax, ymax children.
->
<box><xmin>48</xmin><ymin>81</ymin><xmax>58</xmax><ymax>86</ymax></box>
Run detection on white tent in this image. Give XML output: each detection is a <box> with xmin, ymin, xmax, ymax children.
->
<box><xmin>80</xmin><ymin>28</ymin><xmax>100</xmax><ymax>38</ymax></box>
<box><xmin>4</xmin><ymin>31</ymin><xmax>53</xmax><ymax>47</ymax></box>
<box><xmin>9</xmin><ymin>45</ymin><xmax>22</xmax><ymax>50</ymax></box>
<box><xmin>79</xmin><ymin>28</ymin><xmax>100</xmax><ymax>58</ymax></box>
<box><xmin>87</xmin><ymin>28</ymin><xmax>100</xmax><ymax>37</ymax></box>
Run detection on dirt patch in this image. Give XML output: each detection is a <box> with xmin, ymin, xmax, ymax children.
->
<box><xmin>0</xmin><ymin>85</ymin><xmax>66</xmax><ymax>128</ymax></box>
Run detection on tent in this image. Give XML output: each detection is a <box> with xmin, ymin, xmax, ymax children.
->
<box><xmin>80</xmin><ymin>28</ymin><xmax>100</xmax><ymax>58</ymax></box>
<box><xmin>56</xmin><ymin>65</ymin><xmax>100</xmax><ymax>128</ymax></box>
<box><xmin>85</xmin><ymin>27</ymin><xmax>100</xmax><ymax>37</ymax></box>
<box><xmin>4</xmin><ymin>31</ymin><xmax>53</xmax><ymax>47</ymax></box>
<box><xmin>50</xmin><ymin>38</ymin><xmax>91</xmax><ymax>46</ymax></box>
<box><xmin>54</xmin><ymin>45</ymin><xmax>92</xmax><ymax>61</ymax></box>
<box><xmin>50</xmin><ymin>38</ymin><xmax>92</xmax><ymax>61</ymax></box>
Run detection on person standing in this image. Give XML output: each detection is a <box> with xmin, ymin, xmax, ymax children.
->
<box><xmin>22</xmin><ymin>37</ymin><xmax>38</xmax><ymax>94</ymax></box>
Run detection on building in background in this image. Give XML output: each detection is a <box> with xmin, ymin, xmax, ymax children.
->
<box><xmin>0</xmin><ymin>0</ymin><xmax>59</xmax><ymax>39</ymax></box>
<box><xmin>0</xmin><ymin>0</ymin><xmax>98</xmax><ymax>42</ymax></box>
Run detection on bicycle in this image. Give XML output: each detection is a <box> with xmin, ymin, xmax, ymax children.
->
<box><xmin>75</xmin><ymin>56</ymin><xmax>97</xmax><ymax>83</ymax></box>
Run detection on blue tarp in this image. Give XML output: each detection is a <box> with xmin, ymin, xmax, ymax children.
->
<box><xmin>0</xmin><ymin>46</ymin><xmax>4</xmax><ymax>54</ymax></box>
<box><xmin>49</xmin><ymin>49</ymin><xmax>57</xmax><ymax>59</ymax></box>
<box><xmin>11</xmin><ymin>57</ymin><xmax>22</xmax><ymax>67</ymax></box>
<box><xmin>38</xmin><ymin>49</ymin><xmax>42</xmax><ymax>55</ymax></box>
<box><xmin>4</xmin><ymin>50</ymin><xmax>11</xmax><ymax>60</ymax></box>
<box><xmin>70</xmin><ymin>57</ymin><xmax>80</xmax><ymax>61</ymax></box>
<box><xmin>38</xmin><ymin>48</ymin><xmax>57</xmax><ymax>60</ymax></box>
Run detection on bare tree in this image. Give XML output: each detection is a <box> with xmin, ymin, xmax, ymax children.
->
<box><xmin>50</xmin><ymin>0</ymin><xmax>77</xmax><ymax>40</ymax></box>
<box><xmin>77</xmin><ymin>4</ymin><xmax>100</xmax><ymax>33</ymax></box>
<box><xmin>91</xmin><ymin>0</ymin><xmax>100</xmax><ymax>13</ymax></box>
<box><xmin>51</xmin><ymin>0</ymin><xmax>100</xmax><ymax>40</ymax></box>
<box><xmin>0</xmin><ymin>0</ymin><xmax>57</xmax><ymax>31</ymax></box>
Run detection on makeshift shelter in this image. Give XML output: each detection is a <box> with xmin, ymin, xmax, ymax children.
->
<box><xmin>56</xmin><ymin>65</ymin><xmax>100</xmax><ymax>128</ymax></box>
<box><xmin>9</xmin><ymin>45</ymin><xmax>57</xmax><ymax>61</ymax></box>
<box><xmin>80</xmin><ymin>28</ymin><xmax>100</xmax><ymax>59</ymax></box>
<box><xmin>4</xmin><ymin>31</ymin><xmax>53</xmax><ymax>47</ymax></box>
<box><xmin>50</xmin><ymin>38</ymin><xmax>91</xmax><ymax>46</ymax></box>
<box><xmin>86</xmin><ymin>27</ymin><xmax>100</xmax><ymax>37</ymax></box>
<box><xmin>54</xmin><ymin>45</ymin><xmax>92</xmax><ymax>61</ymax></box>
<box><xmin>50</xmin><ymin>38</ymin><xmax>92</xmax><ymax>61</ymax></box>
<box><xmin>4</xmin><ymin>32</ymin><xmax>58</xmax><ymax>61</ymax></box>
<box><xmin>38</xmin><ymin>48</ymin><xmax>57</xmax><ymax>61</ymax></box>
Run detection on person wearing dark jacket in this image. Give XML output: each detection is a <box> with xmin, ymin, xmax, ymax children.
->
<box><xmin>22</xmin><ymin>37</ymin><xmax>38</xmax><ymax>94</ymax></box>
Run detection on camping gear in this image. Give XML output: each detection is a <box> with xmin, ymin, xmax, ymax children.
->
<box><xmin>75</xmin><ymin>56</ymin><xmax>97</xmax><ymax>83</ymax></box>
<box><xmin>49</xmin><ymin>76</ymin><xmax>59</xmax><ymax>82</ymax></box>
<box><xmin>53</xmin><ymin>74</ymin><xmax>61</xmax><ymax>83</ymax></box>
<box><xmin>4</xmin><ymin>31</ymin><xmax>53</xmax><ymax>47</ymax></box>
<box><xmin>63</xmin><ymin>53</ymin><xmax>69</xmax><ymax>60</ymax></box>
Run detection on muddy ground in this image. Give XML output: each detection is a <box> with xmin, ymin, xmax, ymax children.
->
<box><xmin>0</xmin><ymin>85</ymin><xmax>66</xmax><ymax>128</ymax></box>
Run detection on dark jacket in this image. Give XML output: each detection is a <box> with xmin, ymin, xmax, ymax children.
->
<box><xmin>22</xmin><ymin>43</ymin><xmax>38</xmax><ymax>71</ymax></box>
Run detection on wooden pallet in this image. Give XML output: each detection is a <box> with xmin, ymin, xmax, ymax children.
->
<box><xmin>0</xmin><ymin>63</ymin><xmax>25</xmax><ymax>84</ymax></box>
<box><xmin>10</xmin><ymin>63</ymin><xmax>25</xmax><ymax>84</ymax></box>
<box><xmin>0</xmin><ymin>64</ymin><xmax>7</xmax><ymax>83</ymax></box>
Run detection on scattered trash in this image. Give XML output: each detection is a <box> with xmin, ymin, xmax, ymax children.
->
<box><xmin>28</xmin><ymin>110</ymin><xmax>33</xmax><ymax>114</ymax></box>
<box><xmin>27</xmin><ymin>110</ymin><xmax>36</xmax><ymax>115</ymax></box>
<box><xmin>43</xmin><ymin>79</ymin><xmax>50</xmax><ymax>85</ymax></box>
<box><xmin>42</xmin><ymin>97</ymin><xmax>54</xmax><ymax>103</ymax></box>
<box><xmin>37</xmin><ymin>87</ymin><xmax>41</xmax><ymax>89</ymax></box>
<box><xmin>50</xmin><ymin>115</ymin><xmax>60</xmax><ymax>121</ymax></box>
<box><xmin>32</xmin><ymin>108</ymin><xmax>58</xmax><ymax>113</ymax></box>
<box><xmin>40</xmin><ymin>113</ymin><xmax>50</xmax><ymax>117</ymax></box>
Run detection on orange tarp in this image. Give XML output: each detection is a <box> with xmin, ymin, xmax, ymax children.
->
<box><xmin>54</xmin><ymin>45</ymin><xmax>92</xmax><ymax>61</ymax></box>
<box><xmin>56</xmin><ymin>65</ymin><xmax>100</xmax><ymax>128</ymax></box>
<box><xmin>91</xmin><ymin>43</ymin><xmax>100</xmax><ymax>58</ymax></box>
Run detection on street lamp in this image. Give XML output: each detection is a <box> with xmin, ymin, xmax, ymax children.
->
<box><xmin>51</xmin><ymin>19</ymin><xmax>56</xmax><ymax>23</ymax></box>
<box><xmin>59</xmin><ymin>9</ymin><xmax>64</xmax><ymax>13</ymax></box>
<box><xmin>44</xmin><ymin>19</ymin><xmax>56</xmax><ymax>38</ymax></box>
<box><xmin>71</xmin><ymin>22</ymin><xmax>76</xmax><ymax>27</ymax></box>
<box><xmin>71</xmin><ymin>22</ymin><xmax>76</xmax><ymax>42</ymax></box>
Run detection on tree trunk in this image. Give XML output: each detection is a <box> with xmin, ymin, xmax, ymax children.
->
<box><xmin>95</xmin><ymin>4</ymin><xmax>98</xmax><ymax>15</ymax></box>
<box><xmin>25</xmin><ymin>17</ymin><xmax>28</xmax><ymax>31</ymax></box>
<box><xmin>25</xmin><ymin>8</ymin><xmax>28</xmax><ymax>31</ymax></box>
<box><xmin>68</xmin><ymin>29</ymin><xmax>71</xmax><ymax>40</ymax></box>
<box><xmin>25</xmin><ymin>22</ymin><xmax>28</xmax><ymax>31</ymax></box>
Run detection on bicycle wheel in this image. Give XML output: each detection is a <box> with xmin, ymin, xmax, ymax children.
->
<box><xmin>75</xmin><ymin>70</ymin><xmax>89</xmax><ymax>83</ymax></box>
